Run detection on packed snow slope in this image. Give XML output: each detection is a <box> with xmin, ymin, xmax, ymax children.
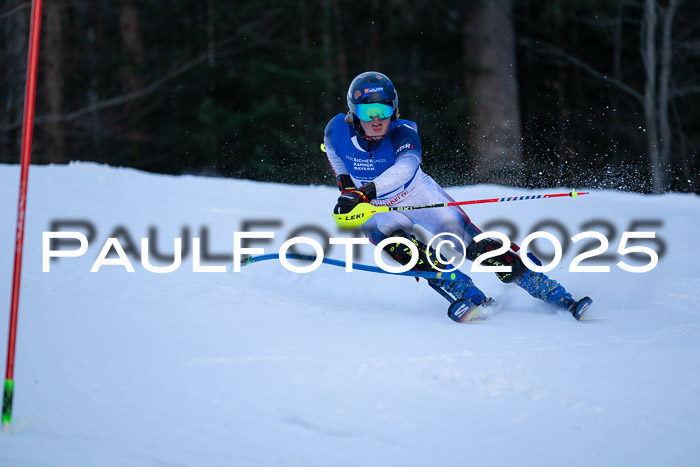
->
<box><xmin>1</xmin><ymin>162</ymin><xmax>699</xmax><ymax>467</ymax></box>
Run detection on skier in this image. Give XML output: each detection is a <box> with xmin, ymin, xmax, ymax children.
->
<box><xmin>323</xmin><ymin>71</ymin><xmax>591</xmax><ymax>320</ymax></box>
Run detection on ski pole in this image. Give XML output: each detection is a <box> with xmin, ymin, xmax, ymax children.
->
<box><xmin>3</xmin><ymin>0</ymin><xmax>43</xmax><ymax>433</ymax></box>
<box><xmin>332</xmin><ymin>189</ymin><xmax>588</xmax><ymax>230</ymax></box>
<box><xmin>239</xmin><ymin>253</ymin><xmax>455</xmax><ymax>280</ymax></box>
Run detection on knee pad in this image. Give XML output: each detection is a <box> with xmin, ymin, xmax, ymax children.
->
<box><xmin>465</xmin><ymin>237</ymin><xmax>528</xmax><ymax>283</ymax></box>
<box><xmin>382</xmin><ymin>230</ymin><xmax>446</xmax><ymax>272</ymax></box>
<box><xmin>382</xmin><ymin>230</ymin><xmax>415</xmax><ymax>266</ymax></box>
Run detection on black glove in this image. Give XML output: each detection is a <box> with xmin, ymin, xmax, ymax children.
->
<box><xmin>334</xmin><ymin>182</ymin><xmax>377</xmax><ymax>215</ymax></box>
<box><xmin>336</xmin><ymin>174</ymin><xmax>356</xmax><ymax>191</ymax></box>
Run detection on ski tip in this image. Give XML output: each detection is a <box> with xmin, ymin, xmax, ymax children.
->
<box><xmin>447</xmin><ymin>297</ymin><xmax>495</xmax><ymax>323</ymax></box>
<box><xmin>570</xmin><ymin>296</ymin><xmax>593</xmax><ymax>320</ymax></box>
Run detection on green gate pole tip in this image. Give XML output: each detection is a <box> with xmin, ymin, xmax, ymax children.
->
<box><xmin>2</xmin><ymin>379</ymin><xmax>13</xmax><ymax>432</ymax></box>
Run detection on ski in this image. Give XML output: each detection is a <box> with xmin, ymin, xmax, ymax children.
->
<box><xmin>240</xmin><ymin>254</ymin><xmax>590</xmax><ymax>322</ymax></box>
<box><xmin>569</xmin><ymin>296</ymin><xmax>593</xmax><ymax>320</ymax></box>
<box><xmin>447</xmin><ymin>297</ymin><xmax>496</xmax><ymax>323</ymax></box>
<box><xmin>427</xmin><ymin>280</ymin><xmax>496</xmax><ymax>322</ymax></box>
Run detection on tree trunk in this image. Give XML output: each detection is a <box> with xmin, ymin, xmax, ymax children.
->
<box><xmin>118</xmin><ymin>0</ymin><xmax>146</xmax><ymax>150</ymax></box>
<box><xmin>298</xmin><ymin>0</ymin><xmax>309</xmax><ymax>48</ymax></box>
<box><xmin>331</xmin><ymin>0</ymin><xmax>347</xmax><ymax>87</ymax></box>
<box><xmin>321</xmin><ymin>0</ymin><xmax>333</xmax><ymax>117</ymax></box>
<box><xmin>642</xmin><ymin>0</ymin><xmax>662</xmax><ymax>193</ymax></box>
<box><xmin>86</xmin><ymin>4</ymin><xmax>105</xmax><ymax>157</ymax></box>
<box><xmin>610</xmin><ymin>0</ymin><xmax>624</xmax><ymax>166</ymax></box>
<box><xmin>1</xmin><ymin>1</ymin><xmax>28</xmax><ymax>164</ymax></box>
<box><xmin>207</xmin><ymin>0</ymin><xmax>216</xmax><ymax>67</ymax></box>
<box><xmin>463</xmin><ymin>0</ymin><xmax>523</xmax><ymax>184</ymax></box>
<box><xmin>43</xmin><ymin>0</ymin><xmax>67</xmax><ymax>163</ymax></box>
<box><xmin>368</xmin><ymin>0</ymin><xmax>380</xmax><ymax>70</ymax></box>
<box><xmin>657</xmin><ymin>0</ymin><xmax>678</xmax><ymax>190</ymax></box>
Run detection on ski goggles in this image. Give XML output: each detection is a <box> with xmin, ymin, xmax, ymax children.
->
<box><xmin>355</xmin><ymin>102</ymin><xmax>394</xmax><ymax>122</ymax></box>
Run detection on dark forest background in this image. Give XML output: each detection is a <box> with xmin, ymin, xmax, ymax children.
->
<box><xmin>1</xmin><ymin>0</ymin><xmax>699</xmax><ymax>193</ymax></box>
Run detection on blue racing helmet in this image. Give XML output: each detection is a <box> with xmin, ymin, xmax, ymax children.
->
<box><xmin>346</xmin><ymin>72</ymin><xmax>399</xmax><ymax>122</ymax></box>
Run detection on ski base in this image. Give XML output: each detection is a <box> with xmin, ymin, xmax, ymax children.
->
<box><xmin>447</xmin><ymin>297</ymin><xmax>496</xmax><ymax>323</ymax></box>
<box><xmin>569</xmin><ymin>296</ymin><xmax>593</xmax><ymax>320</ymax></box>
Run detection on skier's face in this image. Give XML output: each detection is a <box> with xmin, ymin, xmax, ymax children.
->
<box><xmin>359</xmin><ymin>115</ymin><xmax>390</xmax><ymax>138</ymax></box>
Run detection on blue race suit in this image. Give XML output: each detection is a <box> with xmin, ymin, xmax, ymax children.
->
<box><xmin>324</xmin><ymin>113</ymin><xmax>482</xmax><ymax>249</ymax></box>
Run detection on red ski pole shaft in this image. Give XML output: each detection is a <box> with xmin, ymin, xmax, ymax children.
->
<box><xmin>390</xmin><ymin>191</ymin><xmax>588</xmax><ymax>212</ymax></box>
<box><xmin>3</xmin><ymin>0</ymin><xmax>43</xmax><ymax>432</ymax></box>
<box><xmin>389</xmin><ymin>191</ymin><xmax>589</xmax><ymax>251</ymax></box>
<box><xmin>333</xmin><ymin>190</ymin><xmax>588</xmax><ymax>230</ymax></box>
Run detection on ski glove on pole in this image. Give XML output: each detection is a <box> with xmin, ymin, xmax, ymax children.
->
<box><xmin>334</xmin><ymin>179</ymin><xmax>377</xmax><ymax>215</ymax></box>
<box><xmin>336</xmin><ymin>174</ymin><xmax>355</xmax><ymax>191</ymax></box>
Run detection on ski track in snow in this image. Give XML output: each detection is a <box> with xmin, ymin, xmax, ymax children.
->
<box><xmin>0</xmin><ymin>162</ymin><xmax>699</xmax><ymax>466</ymax></box>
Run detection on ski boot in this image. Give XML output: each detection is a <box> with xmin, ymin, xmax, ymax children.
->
<box><xmin>427</xmin><ymin>269</ymin><xmax>488</xmax><ymax>305</ymax></box>
<box><xmin>516</xmin><ymin>269</ymin><xmax>592</xmax><ymax>320</ymax></box>
<box><xmin>383</xmin><ymin>230</ymin><xmax>493</xmax><ymax>321</ymax></box>
<box><xmin>466</xmin><ymin>237</ymin><xmax>592</xmax><ymax>320</ymax></box>
<box><xmin>427</xmin><ymin>269</ymin><xmax>494</xmax><ymax>322</ymax></box>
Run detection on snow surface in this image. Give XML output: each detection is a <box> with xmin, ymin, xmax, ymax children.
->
<box><xmin>1</xmin><ymin>162</ymin><xmax>699</xmax><ymax>466</ymax></box>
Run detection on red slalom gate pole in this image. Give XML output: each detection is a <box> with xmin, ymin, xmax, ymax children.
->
<box><xmin>3</xmin><ymin>0</ymin><xmax>43</xmax><ymax>433</ymax></box>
